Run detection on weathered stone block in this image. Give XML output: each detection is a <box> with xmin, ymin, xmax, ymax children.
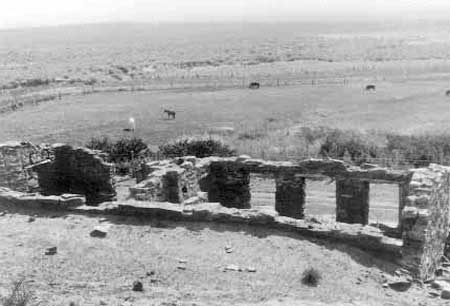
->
<box><xmin>207</xmin><ymin>161</ymin><xmax>250</xmax><ymax>208</ymax></box>
<box><xmin>130</xmin><ymin>163</ymin><xmax>200</xmax><ymax>203</ymax></box>
<box><xmin>401</xmin><ymin>165</ymin><xmax>450</xmax><ymax>280</ymax></box>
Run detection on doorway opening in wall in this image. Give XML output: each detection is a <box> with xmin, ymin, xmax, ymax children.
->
<box><xmin>304</xmin><ymin>176</ymin><xmax>336</xmax><ymax>223</ymax></box>
<box><xmin>369</xmin><ymin>183</ymin><xmax>400</xmax><ymax>232</ymax></box>
<box><xmin>249</xmin><ymin>173</ymin><xmax>276</xmax><ymax>211</ymax></box>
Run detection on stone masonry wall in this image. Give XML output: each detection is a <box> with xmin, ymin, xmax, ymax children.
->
<box><xmin>130</xmin><ymin>157</ymin><xmax>201</xmax><ymax>203</ymax></box>
<box><xmin>0</xmin><ymin>141</ymin><xmax>48</xmax><ymax>192</ymax></box>
<box><xmin>33</xmin><ymin>144</ymin><xmax>116</xmax><ymax>205</ymax></box>
<box><xmin>401</xmin><ymin>164</ymin><xmax>450</xmax><ymax>279</ymax></box>
<box><xmin>207</xmin><ymin>161</ymin><xmax>251</xmax><ymax>209</ymax></box>
<box><xmin>129</xmin><ymin>155</ymin><xmax>450</xmax><ymax>280</ymax></box>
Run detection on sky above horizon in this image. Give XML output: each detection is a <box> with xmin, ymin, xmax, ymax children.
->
<box><xmin>1</xmin><ymin>0</ymin><xmax>450</xmax><ymax>29</ymax></box>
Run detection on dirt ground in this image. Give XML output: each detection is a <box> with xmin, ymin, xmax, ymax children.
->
<box><xmin>0</xmin><ymin>207</ymin><xmax>443</xmax><ymax>306</ymax></box>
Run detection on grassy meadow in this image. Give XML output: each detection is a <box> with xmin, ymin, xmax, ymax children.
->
<box><xmin>1</xmin><ymin>79</ymin><xmax>450</xmax><ymax>158</ymax></box>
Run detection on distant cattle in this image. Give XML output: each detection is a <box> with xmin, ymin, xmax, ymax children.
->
<box><xmin>446</xmin><ymin>90</ymin><xmax>450</xmax><ymax>96</ymax></box>
<box><xmin>365</xmin><ymin>84</ymin><xmax>376</xmax><ymax>91</ymax></box>
<box><xmin>164</xmin><ymin>109</ymin><xmax>176</xmax><ymax>120</ymax></box>
<box><xmin>249</xmin><ymin>82</ymin><xmax>260</xmax><ymax>89</ymax></box>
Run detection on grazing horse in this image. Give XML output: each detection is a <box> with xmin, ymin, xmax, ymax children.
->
<box><xmin>164</xmin><ymin>109</ymin><xmax>176</xmax><ymax>120</ymax></box>
<box><xmin>365</xmin><ymin>84</ymin><xmax>376</xmax><ymax>91</ymax></box>
<box><xmin>446</xmin><ymin>90</ymin><xmax>450</xmax><ymax>96</ymax></box>
<box><xmin>249</xmin><ymin>82</ymin><xmax>260</xmax><ymax>89</ymax></box>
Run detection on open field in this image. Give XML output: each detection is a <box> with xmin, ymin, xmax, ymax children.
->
<box><xmin>2</xmin><ymin>79</ymin><xmax>450</xmax><ymax>147</ymax></box>
<box><xmin>0</xmin><ymin>209</ymin><xmax>441</xmax><ymax>306</ymax></box>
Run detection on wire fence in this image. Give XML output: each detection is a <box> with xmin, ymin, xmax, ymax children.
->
<box><xmin>0</xmin><ymin>73</ymin><xmax>360</xmax><ymax>113</ymax></box>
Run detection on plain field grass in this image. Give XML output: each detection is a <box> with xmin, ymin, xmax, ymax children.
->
<box><xmin>1</xmin><ymin>79</ymin><xmax>450</xmax><ymax>151</ymax></box>
<box><xmin>0</xmin><ymin>211</ymin><xmax>439</xmax><ymax>306</ymax></box>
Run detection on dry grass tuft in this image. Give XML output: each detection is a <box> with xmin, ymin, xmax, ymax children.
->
<box><xmin>1</xmin><ymin>279</ymin><xmax>38</xmax><ymax>306</ymax></box>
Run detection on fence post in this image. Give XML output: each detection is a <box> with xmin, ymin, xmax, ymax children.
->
<box><xmin>131</xmin><ymin>150</ymin><xmax>135</xmax><ymax>178</ymax></box>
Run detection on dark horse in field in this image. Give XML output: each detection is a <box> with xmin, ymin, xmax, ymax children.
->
<box><xmin>249</xmin><ymin>82</ymin><xmax>260</xmax><ymax>89</ymax></box>
<box><xmin>365</xmin><ymin>84</ymin><xmax>376</xmax><ymax>91</ymax></box>
<box><xmin>164</xmin><ymin>109</ymin><xmax>176</xmax><ymax>120</ymax></box>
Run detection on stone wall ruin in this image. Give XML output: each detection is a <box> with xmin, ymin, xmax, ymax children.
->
<box><xmin>131</xmin><ymin>155</ymin><xmax>450</xmax><ymax>280</ymax></box>
<box><xmin>0</xmin><ymin>141</ymin><xmax>49</xmax><ymax>192</ymax></box>
<box><xmin>1</xmin><ymin>142</ymin><xmax>450</xmax><ymax>281</ymax></box>
<box><xmin>31</xmin><ymin>144</ymin><xmax>116</xmax><ymax>204</ymax></box>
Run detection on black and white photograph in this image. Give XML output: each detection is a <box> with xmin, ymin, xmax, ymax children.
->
<box><xmin>1</xmin><ymin>1</ymin><xmax>450</xmax><ymax>305</ymax></box>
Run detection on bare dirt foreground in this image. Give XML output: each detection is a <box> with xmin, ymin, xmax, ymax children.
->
<box><xmin>0</xmin><ymin>207</ymin><xmax>442</xmax><ymax>306</ymax></box>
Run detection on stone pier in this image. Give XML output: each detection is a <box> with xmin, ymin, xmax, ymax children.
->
<box><xmin>207</xmin><ymin>161</ymin><xmax>250</xmax><ymax>208</ymax></box>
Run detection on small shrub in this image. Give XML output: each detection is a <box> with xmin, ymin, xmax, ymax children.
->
<box><xmin>159</xmin><ymin>136</ymin><xmax>236</xmax><ymax>158</ymax></box>
<box><xmin>319</xmin><ymin>129</ymin><xmax>379</xmax><ymax>164</ymax></box>
<box><xmin>85</xmin><ymin>136</ymin><xmax>114</xmax><ymax>154</ymax></box>
<box><xmin>115</xmin><ymin>65</ymin><xmax>129</xmax><ymax>74</ymax></box>
<box><xmin>237</xmin><ymin>131</ymin><xmax>266</xmax><ymax>141</ymax></box>
<box><xmin>86</xmin><ymin>137</ymin><xmax>149</xmax><ymax>175</ymax></box>
<box><xmin>301</xmin><ymin>267</ymin><xmax>321</xmax><ymax>287</ymax></box>
<box><xmin>385</xmin><ymin>133</ymin><xmax>450</xmax><ymax>167</ymax></box>
<box><xmin>110</xmin><ymin>137</ymin><xmax>148</xmax><ymax>162</ymax></box>
<box><xmin>86</xmin><ymin>137</ymin><xmax>148</xmax><ymax>162</ymax></box>
<box><xmin>18</xmin><ymin>78</ymin><xmax>50</xmax><ymax>88</ymax></box>
<box><xmin>2</xmin><ymin>279</ymin><xmax>37</xmax><ymax>306</ymax></box>
<box><xmin>83</xmin><ymin>78</ymin><xmax>97</xmax><ymax>86</ymax></box>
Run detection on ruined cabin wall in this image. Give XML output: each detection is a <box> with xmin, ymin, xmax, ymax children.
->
<box><xmin>35</xmin><ymin>145</ymin><xmax>116</xmax><ymax>205</ymax></box>
<box><xmin>0</xmin><ymin>142</ymin><xmax>51</xmax><ymax>192</ymax></box>
<box><xmin>129</xmin><ymin>156</ymin><xmax>450</xmax><ymax>280</ymax></box>
<box><xmin>130</xmin><ymin>157</ymin><xmax>202</xmax><ymax>203</ymax></box>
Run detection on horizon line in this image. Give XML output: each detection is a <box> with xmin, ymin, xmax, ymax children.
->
<box><xmin>1</xmin><ymin>16</ymin><xmax>449</xmax><ymax>32</ymax></box>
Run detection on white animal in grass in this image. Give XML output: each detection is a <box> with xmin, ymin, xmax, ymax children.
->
<box><xmin>124</xmin><ymin>117</ymin><xmax>136</xmax><ymax>132</ymax></box>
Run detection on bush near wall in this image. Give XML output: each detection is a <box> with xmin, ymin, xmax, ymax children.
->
<box><xmin>318</xmin><ymin>129</ymin><xmax>380</xmax><ymax>164</ymax></box>
<box><xmin>159</xmin><ymin>136</ymin><xmax>236</xmax><ymax>158</ymax></box>
<box><xmin>86</xmin><ymin>137</ymin><xmax>149</xmax><ymax>175</ymax></box>
<box><xmin>86</xmin><ymin>137</ymin><xmax>148</xmax><ymax>162</ymax></box>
